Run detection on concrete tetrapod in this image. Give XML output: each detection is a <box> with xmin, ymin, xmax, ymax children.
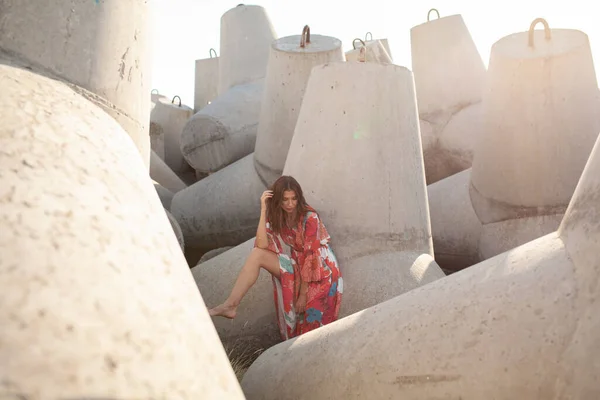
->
<box><xmin>218</xmin><ymin>4</ymin><xmax>276</xmax><ymax>95</ymax></box>
<box><xmin>410</xmin><ymin>9</ymin><xmax>486</xmax><ymax>183</ymax></box>
<box><xmin>429</xmin><ymin>19</ymin><xmax>600</xmax><ymax>272</ymax></box>
<box><xmin>172</xmin><ymin>28</ymin><xmax>344</xmax><ymax>252</ymax></box>
<box><xmin>0</xmin><ymin>0</ymin><xmax>153</xmax><ymax>167</ymax></box>
<box><xmin>194</xmin><ymin>48</ymin><xmax>219</xmax><ymax>113</ymax></box>
<box><xmin>283</xmin><ymin>61</ymin><xmax>445</xmax><ymax>315</ymax></box>
<box><xmin>150</xmin><ymin>95</ymin><xmax>193</xmax><ymax>174</ymax></box>
<box><xmin>181</xmin><ymin>79</ymin><xmax>264</xmax><ymax>173</ymax></box>
<box><xmin>241</xmin><ymin>119</ymin><xmax>600</xmax><ymax>400</ymax></box>
<box><xmin>254</xmin><ymin>26</ymin><xmax>345</xmax><ymax>185</ymax></box>
<box><xmin>0</xmin><ymin>59</ymin><xmax>243</xmax><ymax>399</ymax></box>
<box><xmin>345</xmin><ymin>39</ymin><xmax>392</xmax><ymax>64</ymax></box>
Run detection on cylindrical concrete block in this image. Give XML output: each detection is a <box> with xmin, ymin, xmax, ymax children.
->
<box><xmin>410</xmin><ymin>11</ymin><xmax>485</xmax><ymax>118</ymax></box>
<box><xmin>150</xmin><ymin>96</ymin><xmax>193</xmax><ymax>173</ymax></box>
<box><xmin>181</xmin><ymin>79</ymin><xmax>264</xmax><ymax>173</ymax></box>
<box><xmin>254</xmin><ymin>27</ymin><xmax>344</xmax><ymax>185</ymax></box>
<box><xmin>0</xmin><ymin>0</ymin><xmax>153</xmax><ymax>167</ymax></box>
<box><xmin>149</xmin><ymin>121</ymin><xmax>165</xmax><ymax>160</ymax></box>
<box><xmin>150</xmin><ymin>150</ymin><xmax>187</xmax><ymax>193</ymax></box>
<box><xmin>0</xmin><ymin>59</ymin><xmax>243</xmax><ymax>399</ymax></box>
<box><xmin>166</xmin><ymin>209</ymin><xmax>185</xmax><ymax>252</ymax></box>
<box><xmin>218</xmin><ymin>4</ymin><xmax>276</xmax><ymax>94</ymax></box>
<box><xmin>470</xmin><ymin>20</ymin><xmax>600</xmax><ymax>224</ymax></box>
<box><xmin>283</xmin><ymin>61</ymin><xmax>441</xmax><ymax>314</ymax></box>
<box><xmin>362</xmin><ymin>32</ymin><xmax>393</xmax><ymax>59</ymax></box>
<box><xmin>194</xmin><ymin>49</ymin><xmax>220</xmax><ymax>113</ymax></box>
<box><xmin>151</xmin><ymin>89</ymin><xmax>168</xmax><ymax>113</ymax></box>
<box><xmin>345</xmin><ymin>39</ymin><xmax>392</xmax><ymax>64</ymax></box>
<box><xmin>171</xmin><ymin>154</ymin><xmax>267</xmax><ymax>252</ymax></box>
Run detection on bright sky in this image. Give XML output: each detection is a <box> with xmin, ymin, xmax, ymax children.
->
<box><xmin>151</xmin><ymin>0</ymin><xmax>599</xmax><ymax>108</ymax></box>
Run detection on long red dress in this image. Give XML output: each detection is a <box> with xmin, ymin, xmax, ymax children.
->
<box><xmin>254</xmin><ymin>209</ymin><xmax>343</xmax><ymax>339</ymax></box>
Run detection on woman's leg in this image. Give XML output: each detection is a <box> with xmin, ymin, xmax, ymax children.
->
<box><xmin>208</xmin><ymin>248</ymin><xmax>280</xmax><ymax>319</ymax></box>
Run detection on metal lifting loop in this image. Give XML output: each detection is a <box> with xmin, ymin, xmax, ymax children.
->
<box><xmin>151</xmin><ymin>89</ymin><xmax>159</xmax><ymax>95</ymax></box>
<box><xmin>300</xmin><ymin>25</ymin><xmax>311</xmax><ymax>48</ymax></box>
<box><xmin>171</xmin><ymin>95</ymin><xmax>182</xmax><ymax>107</ymax></box>
<box><xmin>352</xmin><ymin>38</ymin><xmax>365</xmax><ymax>50</ymax></box>
<box><xmin>209</xmin><ymin>48</ymin><xmax>217</xmax><ymax>58</ymax></box>
<box><xmin>427</xmin><ymin>8</ymin><xmax>440</xmax><ymax>21</ymax></box>
<box><xmin>365</xmin><ymin>32</ymin><xmax>373</xmax><ymax>41</ymax></box>
<box><xmin>528</xmin><ymin>18</ymin><xmax>552</xmax><ymax>48</ymax></box>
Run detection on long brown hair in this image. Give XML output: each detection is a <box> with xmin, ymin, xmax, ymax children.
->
<box><xmin>266</xmin><ymin>176</ymin><xmax>311</xmax><ymax>234</ymax></box>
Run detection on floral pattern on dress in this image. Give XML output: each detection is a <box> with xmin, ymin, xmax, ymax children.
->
<box><xmin>254</xmin><ymin>210</ymin><xmax>343</xmax><ymax>339</ymax></box>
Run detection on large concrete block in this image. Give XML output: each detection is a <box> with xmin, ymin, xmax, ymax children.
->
<box><xmin>363</xmin><ymin>32</ymin><xmax>393</xmax><ymax>59</ymax></box>
<box><xmin>283</xmin><ymin>61</ymin><xmax>444</xmax><ymax>315</ymax></box>
<box><xmin>241</xmin><ymin>128</ymin><xmax>600</xmax><ymax>400</ymax></box>
<box><xmin>410</xmin><ymin>10</ymin><xmax>486</xmax><ymax>184</ymax></box>
<box><xmin>218</xmin><ymin>4</ymin><xmax>276</xmax><ymax>94</ymax></box>
<box><xmin>0</xmin><ymin>59</ymin><xmax>243</xmax><ymax>399</ymax></box>
<box><xmin>194</xmin><ymin>48</ymin><xmax>219</xmax><ymax>113</ymax></box>
<box><xmin>429</xmin><ymin>19</ymin><xmax>600</xmax><ymax>272</ymax></box>
<box><xmin>254</xmin><ymin>27</ymin><xmax>345</xmax><ymax>185</ymax></box>
<box><xmin>181</xmin><ymin>79</ymin><xmax>264</xmax><ymax>173</ymax></box>
<box><xmin>150</xmin><ymin>96</ymin><xmax>193</xmax><ymax>173</ymax></box>
<box><xmin>0</xmin><ymin>0</ymin><xmax>153</xmax><ymax>167</ymax></box>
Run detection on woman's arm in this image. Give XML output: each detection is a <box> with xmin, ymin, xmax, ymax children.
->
<box><xmin>255</xmin><ymin>190</ymin><xmax>272</xmax><ymax>249</ymax></box>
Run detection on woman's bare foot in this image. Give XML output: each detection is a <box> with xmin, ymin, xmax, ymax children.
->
<box><xmin>208</xmin><ymin>302</ymin><xmax>237</xmax><ymax>319</ymax></box>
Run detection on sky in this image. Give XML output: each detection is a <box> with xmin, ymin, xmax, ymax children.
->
<box><xmin>150</xmin><ymin>0</ymin><xmax>600</xmax><ymax>108</ymax></box>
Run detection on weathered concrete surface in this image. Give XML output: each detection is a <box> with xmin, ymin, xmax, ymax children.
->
<box><xmin>284</xmin><ymin>61</ymin><xmax>444</xmax><ymax>315</ymax></box>
<box><xmin>0</xmin><ymin>0</ymin><xmax>153</xmax><ymax>167</ymax></box>
<box><xmin>218</xmin><ymin>4</ymin><xmax>276</xmax><ymax>94</ymax></box>
<box><xmin>240</xmin><ymin>118</ymin><xmax>600</xmax><ymax>400</ymax></box>
<box><xmin>150</xmin><ymin>96</ymin><xmax>193</xmax><ymax>173</ymax></box>
<box><xmin>254</xmin><ymin>31</ymin><xmax>345</xmax><ymax>185</ymax></box>
<box><xmin>171</xmin><ymin>154</ymin><xmax>266</xmax><ymax>252</ymax></box>
<box><xmin>149</xmin><ymin>121</ymin><xmax>165</xmax><ymax>160</ymax></box>
<box><xmin>151</xmin><ymin>90</ymin><xmax>168</xmax><ymax>113</ymax></box>
<box><xmin>0</xmin><ymin>60</ymin><xmax>243</xmax><ymax>399</ymax></box>
<box><xmin>428</xmin><ymin>169</ymin><xmax>482</xmax><ymax>272</ymax></box>
<box><xmin>345</xmin><ymin>39</ymin><xmax>392</xmax><ymax>64</ymax></box>
<box><xmin>181</xmin><ymin>79</ymin><xmax>264</xmax><ymax>173</ymax></box>
<box><xmin>150</xmin><ymin>150</ymin><xmax>187</xmax><ymax>193</ymax></box>
<box><xmin>410</xmin><ymin>13</ymin><xmax>486</xmax><ymax>184</ymax></box>
<box><xmin>166</xmin><ymin>209</ymin><xmax>185</xmax><ymax>252</ymax></box>
<box><xmin>429</xmin><ymin>23</ymin><xmax>600</xmax><ymax>272</ymax></box>
<box><xmin>194</xmin><ymin>51</ymin><xmax>219</xmax><ymax>113</ymax></box>
<box><xmin>198</xmin><ymin>246</ymin><xmax>235</xmax><ymax>264</ymax></box>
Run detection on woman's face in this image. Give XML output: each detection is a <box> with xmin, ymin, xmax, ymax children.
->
<box><xmin>281</xmin><ymin>190</ymin><xmax>298</xmax><ymax>214</ymax></box>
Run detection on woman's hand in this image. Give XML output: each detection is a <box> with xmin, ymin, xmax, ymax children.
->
<box><xmin>294</xmin><ymin>292</ymin><xmax>307</xmax><ymax>314</ymax></box>
<box><xmin>260</xmin><ymin>190</ymin><xmax>273</xmax><ymax>211</ymax></box>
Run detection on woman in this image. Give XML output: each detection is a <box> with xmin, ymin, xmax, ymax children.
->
<box><xmin>209</xmin><ymin>176</ymin><xmax>343</xmax><ymax>339</ymax></box>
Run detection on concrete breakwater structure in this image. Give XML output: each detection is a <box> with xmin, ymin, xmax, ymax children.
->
<box><xmin>0</xmin><ymin>0</ymin><xmax>244</xmax><ymax>398</ymax></box>
<box><xmin>172</xmin><ymin>26</ymin><xmax>345</xmax><ymax>255</ymax></box>
<box><xmin>241</xmin><ymin>87</ymin><xmax>600</xmax><ymax>400</ymax></box>
<box><xmin>194</xmin><ymin>48</ymin><xmax>219</xmax><ymax>113</ymax></box>
<box><xmin>429</xmin><ymin>18</ymin><xmax>600</xmax><ymax>272</ymax></box>
<box><xmin>192</xmin><ymin>60</ymin><xmax>446</xmax><ymax>358</ymax></box>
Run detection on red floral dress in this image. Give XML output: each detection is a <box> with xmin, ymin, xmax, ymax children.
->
<box><xmin>254</xmin><ymin>210</ymin><xmax>343</xmax><ymax>339</ymax></box>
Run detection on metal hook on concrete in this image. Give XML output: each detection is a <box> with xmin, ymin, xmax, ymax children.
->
<box><xmin>172</xmin><ymin>95</ymin><xmax>182</xmax><ymax>107</ymax></box>
<box><xmin>300</xmin><ymin>25</ymin><xmax>311</xmax><ymax>48</ymax></box>
<box><xmin>365</xmin><ymin>32</ymin><xmax>373</xmax><ymax>41</ymax></box>
<box><xmin>209</xmin><ymin>48</ymin><xmax>217</xmax><ymax>58</ymax></box>
<box><xmin>237</xmin><ymin>3</ymin><xmax>244</xmax><ymax>6</ymax></box>
<box><xmin>528</xmin><ymin>18</ymin><xmax>551</xmax><ymax>48</ymax></box>
<box><xmin>352</xmin><ymin>38</ymin><xmax>365</xmax><ymax>50</ymax></box>
<box><xmin>151</xmin><ymin>89</ymin><xmax>159</xmax><ymax>95</ymax></box>
<box><xmin>427</xmin><ymin>8</ymin><xmax>440</xmax><ymax>21</ymax></box>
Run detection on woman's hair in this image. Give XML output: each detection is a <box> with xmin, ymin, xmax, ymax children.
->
<box><xmin>267</xmin><ymin>175</ymin><xmax>310</xmax><ymax>234</ymax></box>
